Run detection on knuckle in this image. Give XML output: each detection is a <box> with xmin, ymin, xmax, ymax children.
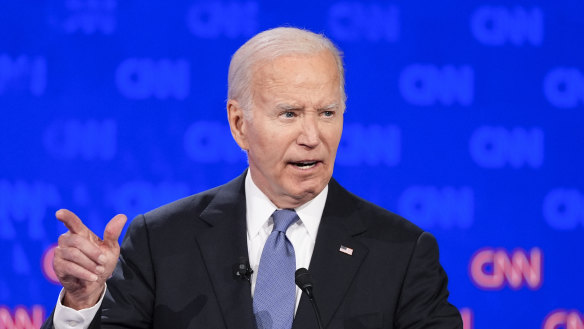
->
<box><xmin>58</xmin><ymin>233</ymin><xmax>68</xmax><ymax>245</ymax></box>
<box><xmin>52</xmin><ymin>256</ymin><xmax>61</xmax><ymax>269</ymax></box>
<box><xmin>67</xmin><ymin>247</ymin><xmax>82</xmax><ymax>260</ymax></box>
<box><xmin>68</xmin><ymin>234</ymin><xmax>81</xmax><ymax>245</ymax></box>
<box><xmin>58</xmin><ymin>247</ymin><xmax>71</xmax><ymax>260</ymax></box>
<box><xmin>53</xmin><ymin>260</ymin><xmax>69</xmax><ymax>278</ymax></box>
<box><xmin>60</xmin><ymin>247</ymin><xmax>81</xmax><ymax>263</ymax></box>
<box><xmin>54</xmin><ymin>246</ymin><xmax>64</xmax><ymax>259</ymax></box>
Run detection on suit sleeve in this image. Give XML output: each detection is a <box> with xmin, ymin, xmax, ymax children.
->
<box><xmin>40</xmin><ymin>309</ymin><xmax>55</xmax><ymax>329</ymax></box>
<box><xmin>395</xmin><ymin>232</ymin><xmax>462</xmax><ymax>329</ymax></box>
<box><xmin>96</xmin><ymin>214</ymin><xmax>157</xmax><ymax>328</ymax></box>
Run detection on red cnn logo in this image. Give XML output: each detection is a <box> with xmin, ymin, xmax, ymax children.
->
<box><xmin>0</xmin><ymin>305</ymin><xmax>45</xmax><ymax>329</ymax></box>
<box><xmin>543</xmin><ymin>310</ymin><xmax>584</xmax><ymax>329</ymax></box>
<box><xmin>41</xmin><ymin>244</ymin><xmax>59</xmax><ymax>284</ymax></box>
<box><xmin>469</xmin><ymin>247</ymin><xmax>543</xmax><ymax>290</ymax></box>
<box><xmin>460</xmin><ymin>308</ymin><xmax>473</xmax><ymax>329</ymax></box>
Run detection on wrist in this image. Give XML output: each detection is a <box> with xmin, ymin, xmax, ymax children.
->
<box><xmin>62</xmin><ymin>286</ymin><xmax>105</xmax><ymax>310</ymax></box>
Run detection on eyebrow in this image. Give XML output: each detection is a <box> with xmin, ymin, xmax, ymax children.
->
<box><xmin>276</xmin><ymin>103</ymin><xmax>303</xmax><ymax>111</ymax></box>
<box><xmin>275</xmin><ymin>103</ymin><xmax>339</xmax><ymax>111</ymax></box>
<box><xmin>320</xmin><ymin>103</ymin><xmax>338</xmax><ymax>111</ymax></box>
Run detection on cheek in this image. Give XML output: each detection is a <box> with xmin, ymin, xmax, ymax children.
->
<box><xmin>265</xmin><ymin>130</ymin><xmax>297</xmax><ymax>151</ymax></box>
<box><xmin>324</xmin><ymin>126</ymin><xmax>343</xmax><ymax>150</ymax></box>
<box><xmin>250</xmin><ymin>130</ymin><xmax>288</xmax><ymax>162</ymax></box>
<box><xmin>247</xmin><ymin>124</ymin><xmax>271</xmax><ymax>149</ymax></box>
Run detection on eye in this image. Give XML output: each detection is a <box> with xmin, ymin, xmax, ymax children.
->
<box><xmin>281</xmin><ymin>111</ymin><xmax>296</xmax><ymax>118</ymax></box>
<box><xmin>322</xmin><ymin>110</ymin><xmax>335</xmax><ymax>117</ymax></box>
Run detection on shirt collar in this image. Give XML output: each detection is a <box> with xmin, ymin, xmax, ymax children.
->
<box><xmin>245</xmin><ymin>170</ymin><xmax>328</xmax><ymax>239</ymax></box>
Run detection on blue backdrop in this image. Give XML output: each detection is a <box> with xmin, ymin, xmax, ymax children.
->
<box><xmin>1</xmin><ymin>1</ymin><xmax>583</xmax><ymax>328</ymax></box>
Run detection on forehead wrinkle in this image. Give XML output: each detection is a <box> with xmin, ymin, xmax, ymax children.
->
<box><xmin>250</xmin><ymin>53</ymin><xmax>343</xmax><ymax>113</ymax></box>
<box><xmin>254</xmin><ymin>53</ymin><xmax>338</xmax><ymax>88</ymax></box>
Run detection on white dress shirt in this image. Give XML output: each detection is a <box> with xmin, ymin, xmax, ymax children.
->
<box><xmin>245</xmin><ymin>171</ymin><xmax>327</xmax><ymax>312</ymax></box>
<box><xmin>53</xmin><ymin>171</ymin><xmax>327</xmax><ymax>328</ymax></box>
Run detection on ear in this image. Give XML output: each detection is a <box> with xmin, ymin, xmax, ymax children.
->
<box><xmin>227</xmin><ymin>99</ymin><xmax>249</xmax><ymax>150</ymax></box>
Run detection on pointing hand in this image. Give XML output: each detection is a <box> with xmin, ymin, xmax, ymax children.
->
<box><xmin>53</xmin><ymin>209</ymin><xmax>127</xmax><ymax>310</ymax></box>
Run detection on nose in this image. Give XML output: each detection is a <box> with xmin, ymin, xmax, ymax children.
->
<box><xmin>297</xmin><ymin>115</ymin><xmax>320</xmax><ymax>148</ymax></box>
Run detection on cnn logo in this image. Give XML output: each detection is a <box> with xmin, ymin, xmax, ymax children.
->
<box><xmin>543</xmin><ymin>310</ymin><xmax>584</xmax><ymax>329</ymax></box>
<box><xmin>0</xmin><ymin>306</ymin><xmax>45</xmax><ymax>329</ymax></box>
<box><xmin>469</xmin><ymin>247</ymin><xmax>543</xmax><ymax>290</ymax></box>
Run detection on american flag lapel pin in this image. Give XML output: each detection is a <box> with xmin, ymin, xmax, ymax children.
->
<box><xmin>339</xmin><ymin>245</ymin><xmax>353</xmax><ymax>256</ymax></box>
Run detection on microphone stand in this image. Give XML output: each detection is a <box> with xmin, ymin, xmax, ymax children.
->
<box><xmin>295</xmin><ymin>268</ymin><xmax>324</xmax><ymax>329</ymax></box>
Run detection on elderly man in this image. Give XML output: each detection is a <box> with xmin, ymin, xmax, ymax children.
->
<box><xmin>44</xmin><ymin>27</ymin><xmax>462</xmax><ymax>329</ymax></box>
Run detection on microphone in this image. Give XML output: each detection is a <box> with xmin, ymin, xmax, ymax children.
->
<box><xmin>232</xmin><ymin>257</ymin><xmax>253</xmax><ymax>284</ymax></box>
<box><xmin>295</xmin><ymin>268</ymin><xmax>324</xmax><ymax>329</ymax></box>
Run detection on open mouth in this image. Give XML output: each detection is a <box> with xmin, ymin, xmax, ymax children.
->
<box><xmin>290</xmin><ymin>161</ymin><xmax>319</xmax><ymax>169</ymax></box>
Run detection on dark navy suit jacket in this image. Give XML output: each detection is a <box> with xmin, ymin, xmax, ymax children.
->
<box><xmin>43</xmin><ymin>172</ymin><xmax>462</xmax><ymax>328</ymax></box>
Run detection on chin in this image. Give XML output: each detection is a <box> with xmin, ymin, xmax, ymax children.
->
<box><xmin>290</xmin><ymin>179</ymin><xmax>327</xmax><ymax>198</ymax></box>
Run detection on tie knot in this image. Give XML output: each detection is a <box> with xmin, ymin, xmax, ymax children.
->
<box><xmin>272</xmin><ymin>209</ymin><xmax>298</xmax><ymax>233</ymax></box>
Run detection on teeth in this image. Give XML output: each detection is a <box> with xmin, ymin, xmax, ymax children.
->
<box><xmin>294</xmin><ymin>161</ymin><xmax>317</xmax><ymax>169</ymax></box>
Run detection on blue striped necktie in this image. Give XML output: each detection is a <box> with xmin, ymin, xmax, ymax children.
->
<box><xmin>253</xmin><ymin>209</ymin><xmax>298</xmax><ymax>329</ymax></box>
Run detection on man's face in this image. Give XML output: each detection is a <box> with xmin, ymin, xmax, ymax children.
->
<box><xmin>228</xmin><ymin>50</ymin><xmax>344</xmax><ymax>208</ymax></box>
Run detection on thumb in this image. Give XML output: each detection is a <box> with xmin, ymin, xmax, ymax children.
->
<box><xmin>103</xmin><ymin>214</ymin><xmax>127</xmax><ymax>246</ymax></box>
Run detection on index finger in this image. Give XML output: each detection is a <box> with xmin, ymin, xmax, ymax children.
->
<box><xmin>56</xmin><ymin>209</ymin><xmax>89</xmax><ymax>235</ymax></box>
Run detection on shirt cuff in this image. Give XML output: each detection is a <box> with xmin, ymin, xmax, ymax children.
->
<box><xmin>53</xmin><ymin>284</ymin><xmax>107</xmax><ymax>329</ymax></box>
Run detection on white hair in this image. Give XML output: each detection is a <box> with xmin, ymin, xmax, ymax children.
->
<box><xmin>228</xmin><ymin>27</ymin><xmax>346</xmax><ymax>118</ymax></box>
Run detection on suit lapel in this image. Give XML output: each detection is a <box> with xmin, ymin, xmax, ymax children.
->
<box><xmin>194</xmin><ymin>172</ymin><xmax>255</xmax><ymax>329</ymax></box>
<box><xmin>293</xmin><ymin>179</ymin><xmax>369</xmax><ymax>329</ymax></box>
